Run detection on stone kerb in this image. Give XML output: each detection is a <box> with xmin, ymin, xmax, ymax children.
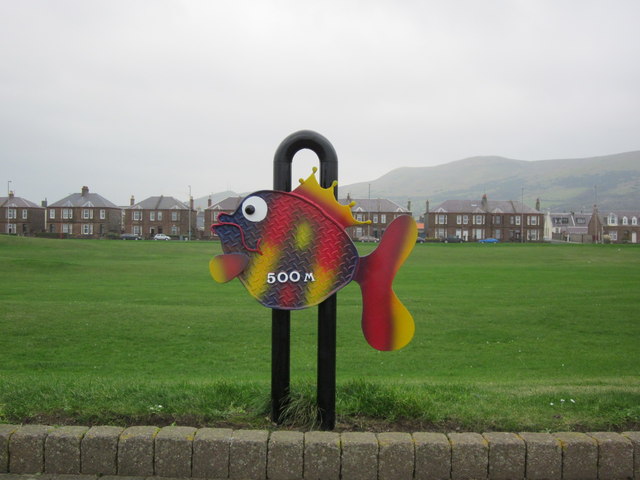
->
<box><xmin>1</xmin><ymin>424</ymin><xmax>640</xmax><ymax>479</ymax></box>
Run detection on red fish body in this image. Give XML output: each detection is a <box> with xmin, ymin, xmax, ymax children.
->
<box><xmin>210</xmin><ymin>169</ymin><xmax>417</xmax><ymax>351</ymax></box>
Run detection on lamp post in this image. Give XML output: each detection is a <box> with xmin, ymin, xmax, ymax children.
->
<box><xmin>7</xmin><ymin>180</ymin><xmax>11</xmax><ymax>195</ymax></box>
<box><xmin>521</xmin><ymin>187</ymin><xmax>525</xmax><ymax>243</ymax></box>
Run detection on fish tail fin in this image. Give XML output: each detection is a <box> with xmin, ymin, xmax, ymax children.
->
<box><xmin>354</xmin><ymin>215</ymin><xmax>417</xmax><ymax>351</ymax></box>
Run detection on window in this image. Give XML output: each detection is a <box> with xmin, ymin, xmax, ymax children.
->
<box><xmin>373</xmin><ymin>214</ymin><xmax>378</xmax><ymax>223</ymax></box>
<box><xmin>494</xmin><ymin>216</ymin><xmax>502</xmax><ymax>225</ymax></box>
<box><xmin>608</xmin><ymin>214</ymin><xmax>617</xmax><ymax>225</ymax></box>
<box><xmin>171</xmin><ymin>225</ymin><xmax>179</xmax><ymax>235</ymax></box>
<box><xmin>463</xmin><ymin>215</ymin><xmax>468</xmax><ymax>225</ymax></box>
<box><xmin>609</xmin><ymin>231</ymin><xmax>618</xmax><ymax>241</ymax></box>
<box><xmin>172</xmin><ymin>211</ymin><xmax>179</xmax><ymax>221</ymax></box>
<box><xmin>474</xmin><ymin>215</ymin><xmax>483</xmax><ymax>225</ymax></box>
<box><xmin>157</xmin><ymin>212</ymin><xmax>163</xmax><ymax>221</ymax></box>
<box><xmin>436</xmin><ymin>228</ymin><xmax>446</xmax><ymax>238</ymax></box>
<box><xmin>515</xmin><ymin>216</ymin><xmax>521</xmax><ymax>226</ymax></box>
<box><xmin>494</xmin><ymin>229</ymin><xmax>502</xmax><ymax>239</ymax></box>
<box><xmin>381</xmin><ymin>214</ymin><xmax>386</xmax><ymax>223</ymax></box>
<box><xmin>133</xmin><ymin>225</ymin><xmax>141</xmax><ymax>235</ymax></box>
<box><xmin>473</xmin><ymin>228</ymin><xmax>483</xmax><ymax>240</ymax></box>
<box><xmin>437</xmin><ymin>214</ymin><xmax>447</xmax><ymax>225</ymax></box>
<box><xmin>528</xmin><ymin>216</ymin><xmax>538</xmax><ymax>226</ymax></box>
<box><xmin>49</xmin><ymin>209</ymin><xmax>56</xmax><ymax>219</ymax></box>
<box><xmin>576</xmin><ymin>217</ymin><xmax>586</xmax><ymax>225</ymax></box>
<box><xmin>356</xmin><ymin>213</ymin><xmax>363</xmax><ymax>222</ymax></box>
<box><xmin>355</xmin><ymin>227</ymin><xmax>362</xmax><ymax>238</ymax></box>
<box><xmin>62</xmin><ymin>208</ymin><xmax>72</xmax><ymax>219</ymax></box>
<box><xmin>100</xmin><ymin>209</ymin><xmax>106</xmax><ymax>220</ymax></box>
<box><xmin>456</xmin><ymin>215</ymin><xmax>462</xmax><ymax>225</ymax></box>
<box><xmin>632</xmin><ymin>217</ymin><xmax>638</xmax><ymax>226</ymax></box>
<box><xmin>133</xmin><ymin>210</ymin><xmax>142</xmax><ymax>221</ymax></box>
<box><xmin>622</xmin><ymin>216</ymin><xmax>628</xmax><ymax>225</ymax></box>
<box><xmin>6</xmin><ymin>223</ymin><xmax>16</xmax><ymax>234</ymax></box>
<box><xmin>82</xmin><ymin>209</ymin><xmax>93</xmax><ymax>219</ymax></box>
<box><xmin>82</xmin><ymin>224</ymin><xmax>93</xmax><ymax>235</ymax></box>
<box><xmin>62</xmin><ymin>224</ymin><xmax>72</xmax><ymax>234</ymax></box>
<box><xmin>7</xmin><ymin>209</ymin><xmax>16</xmax><ymax>219</ymax></box>
<box><xmin>22</xmin><ymin>209</ymin><xmax>28</xmax><ymax>219</ymax></box>
<box><xmin>150</xmin><ymin>211</ymin><xmax>155</xmax><ymax>221</ymax></box>
<box><xmin>213</xmin><ymin>212</ymin><xmax>219</xmax><ymax>222</ymax></box>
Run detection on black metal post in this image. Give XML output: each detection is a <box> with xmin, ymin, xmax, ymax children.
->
<box><xmin>272</xmin><ymin>130</ymin><xmax>338</xmax><ymax>430</ymax></box>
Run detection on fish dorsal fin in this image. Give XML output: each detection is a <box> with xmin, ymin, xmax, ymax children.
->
<box><xmin>292</xmin><ymin>168</ymin><xmax>370</xmax><ymax>229</ymax></box>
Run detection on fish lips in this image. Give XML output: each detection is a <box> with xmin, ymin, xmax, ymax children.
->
<box><xmin>212</xmin><ymin>215</ymin><xmax>263</xmax><ymax>255</ymax></box>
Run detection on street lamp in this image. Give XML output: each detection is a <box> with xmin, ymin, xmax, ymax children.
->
<box><xmin>521</xmin><ymin>187</ymin><xmax>525</xmax><ymax>243</ymax></box>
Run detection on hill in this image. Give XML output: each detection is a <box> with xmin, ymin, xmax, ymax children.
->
<box><xmin>340</xmin><ymin>151</ymin><xmax>640</xmax><ymax>216</ymax></box>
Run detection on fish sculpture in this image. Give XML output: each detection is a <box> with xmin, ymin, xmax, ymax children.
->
<box><xmin>209</xmin><ymin>168</ymin><xmax>417</xmax><ymax>351</ymax></box>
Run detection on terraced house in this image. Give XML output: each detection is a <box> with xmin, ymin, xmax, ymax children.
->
<box><xmin>0</xmin><ymin>192</ymin><xmax>45</xmax><ymax>235</ymax></box>
<box><xmin>124</xmin><ymin>195</ymin><xmax>196</xmax><ymax>239</ymax></box>
<box><xmin>427</xmin><ymin>194</ymin><xmax>544</xmax><ymax>242</ymax></box>
<box><xmin>47</xmin><ymin>186</ymin><xmax>121</xmax><ymax>238</ymax></box>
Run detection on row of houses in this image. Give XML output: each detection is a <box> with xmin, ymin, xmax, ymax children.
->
<box><xmin>1</xmin><ymin>186</ymin><xmax>639</xmax><ymax>244</ymax></box>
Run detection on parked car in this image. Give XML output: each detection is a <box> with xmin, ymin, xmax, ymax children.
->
<box><xmin>478</xmin><ymin>238</ymin><xmax>499</xmax><ymax>243</ymax></box>
<box><xmin>153</xmin><ymin>233</ymin><xmax>171</xmax><ymax>241</ymax></box>
<box><xmin>442</xmin><ymin>236</ymin><xmax>463</xmax><ymax>243</ymax></box>
<box><xmin>416</xmin><ymin>236</ymin><xmax>426</xmax><ymax>243</ymax></box>
<box><xmin>121</xmin><ymin>233</ymin><xmax>141</xmax><ymax>240</ymax></box>
<box><xmin>357</xmin><ymin>235</ymin><xmax>379</xmax><ymax>243</ymax></box>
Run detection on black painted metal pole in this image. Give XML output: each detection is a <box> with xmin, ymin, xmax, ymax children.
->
<box><xmin>272</xmin><ymin>130</ymin><xmax>338</xmax><ymax>430</ymax></box>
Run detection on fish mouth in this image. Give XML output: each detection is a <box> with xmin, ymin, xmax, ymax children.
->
<box><xmin>211</xmin><ymin>220</ymin><xmax>263</xmax><ymax>255</ymax></box>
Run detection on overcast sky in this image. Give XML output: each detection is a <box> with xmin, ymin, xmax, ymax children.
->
<box><xmin>2</xmin><ymin>1</ymin><xmax>639</xmax><ymax>205</ymax></box>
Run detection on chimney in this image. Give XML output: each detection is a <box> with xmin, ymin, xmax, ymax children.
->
<box><xmin>481</xmin><ymin>194</ymin><xmax>488</xmax><ymax>210</ymax></box>
<box><xmin>407</xmin><ymin>200</ymin><xmax>412</xmax><ymax>212</ymax></box>
<box><xmin>81</xmin><ymin>186</ymin><xmax>89</xmax><ymax>196</ymax></box>
<box><xmin>207</xmin><ymin>196</ymin><xmax>212</xmax><ymax>208</ymax></box>
<box><xmin>190</xmin><ymin>196</ymin><xmax>194</xmax><ymax>211</ymax></box>
<box><xmin>535</xmin><ymin>198</ymin><xmax>541</xmax><ymax>211</ymax></box>
<box><xmin>41</xmin><ymin>199</ymin><xmax>48</xmax><ymax>208</ymax></box>
<box><xmin>130</xmin><ymin>195</ymin><xmax>135</xmax><ymax>206</ymax></box>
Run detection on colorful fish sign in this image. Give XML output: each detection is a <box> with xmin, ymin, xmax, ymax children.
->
<box><xmin>210</xmin><ymin>168</ymin><xmax>417</xmax><ymax>351</ymax></box>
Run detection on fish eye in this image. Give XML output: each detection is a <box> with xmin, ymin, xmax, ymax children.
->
<box><xmin>241</xmin><ymin>196</ymin><xmax>268</xmax><ymax>222</ymax></box>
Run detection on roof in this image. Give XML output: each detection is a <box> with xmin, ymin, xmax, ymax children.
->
<box><xmin>339</xmin><ymin>198</ymin><xmax>409</xmax><ymax>213</ymax></box>
<box><xmin>50</xmin><ymin>187</ymin><xmax>119</xmax><ymax>209</ymax></box>
<box><xmin>207</xmin><ymin>196</ymin><xmax>243</xmax><ymax>211</ymax></box>
<box><xmin>0</xmin><ymin>195</ymin><xmax>43</xmax><ymax>209</ymax></box>
<box><xmin>433</xmin><ymin>199</ymin><xmax>539</xmax><ymax>214</ymax></box>
<box><xmin>128</xmin><ymin>196</ymin><xmax>189</xmax><ymax>210</ymax></box>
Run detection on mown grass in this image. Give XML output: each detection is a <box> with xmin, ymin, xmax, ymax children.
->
<box><xmin>0</xmin><ymin>235</ymin><xmax>638</xmax><ymax>431</ymax></box>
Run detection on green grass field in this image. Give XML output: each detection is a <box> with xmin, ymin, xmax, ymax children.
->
<box><xmin>1</xmin><ymin>235</ymin><xmax>639</xmax><ymax>431</ymax></box>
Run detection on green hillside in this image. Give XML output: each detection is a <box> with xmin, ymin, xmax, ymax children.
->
<box><xmin>341</xmin><ymin>151</ymin><xmax>640</xmax><ymax>215</ymax></box>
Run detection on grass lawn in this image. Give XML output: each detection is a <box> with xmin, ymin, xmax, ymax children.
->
<box><xmin>0</xmin><ymin>235</ymin><xmax>639</xmax><ymax>431</ymax></box>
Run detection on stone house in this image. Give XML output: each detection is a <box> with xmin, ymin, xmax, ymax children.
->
<box><xmin>426</xmin><ymin>195</ymin><xmax>544</xmax><ymax>242</ymax></box>
<box><xmin>124</xmin><ymin>195</ymin><xmax>196</xmax><ymax>239</ymax></box>
<box><xmin>47</xmin><ymin>186</ymin><xmax>121</xmax><ymax>238</ymax></box>
<box><xmin>340</xmin><ymin>196</ymin><xmax>412</xmax><ymax>241</ymax></box>
<box><xmin>204</xmin><ymin>196</ymin><xmax>243</xmax><ymax>239</ymax></box>
<box><xmin>0</xmin><ymin>192</ymin><xmax>45</xmax><ymax>235</ymax></box>
<box><xmin>597</xmin><ymin>209</ymin><xmax>640</xmax><ymax>244</ymax></box>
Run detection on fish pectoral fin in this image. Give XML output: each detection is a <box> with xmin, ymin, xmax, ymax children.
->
<box><xmin>209</xmin><ymin>253</ymin><xmax>249</xmax><ymax>283</ymax></box>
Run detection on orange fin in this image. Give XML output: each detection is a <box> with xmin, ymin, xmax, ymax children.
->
<box><xmin>209</xmin><ymin>253</ymin><xmax>249</xmax><ymax>283</ymax></box>
<box><xmin>354</xmin><ymin>215</ymin><xmax>417</xmax><ymax>351</ymax></box>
